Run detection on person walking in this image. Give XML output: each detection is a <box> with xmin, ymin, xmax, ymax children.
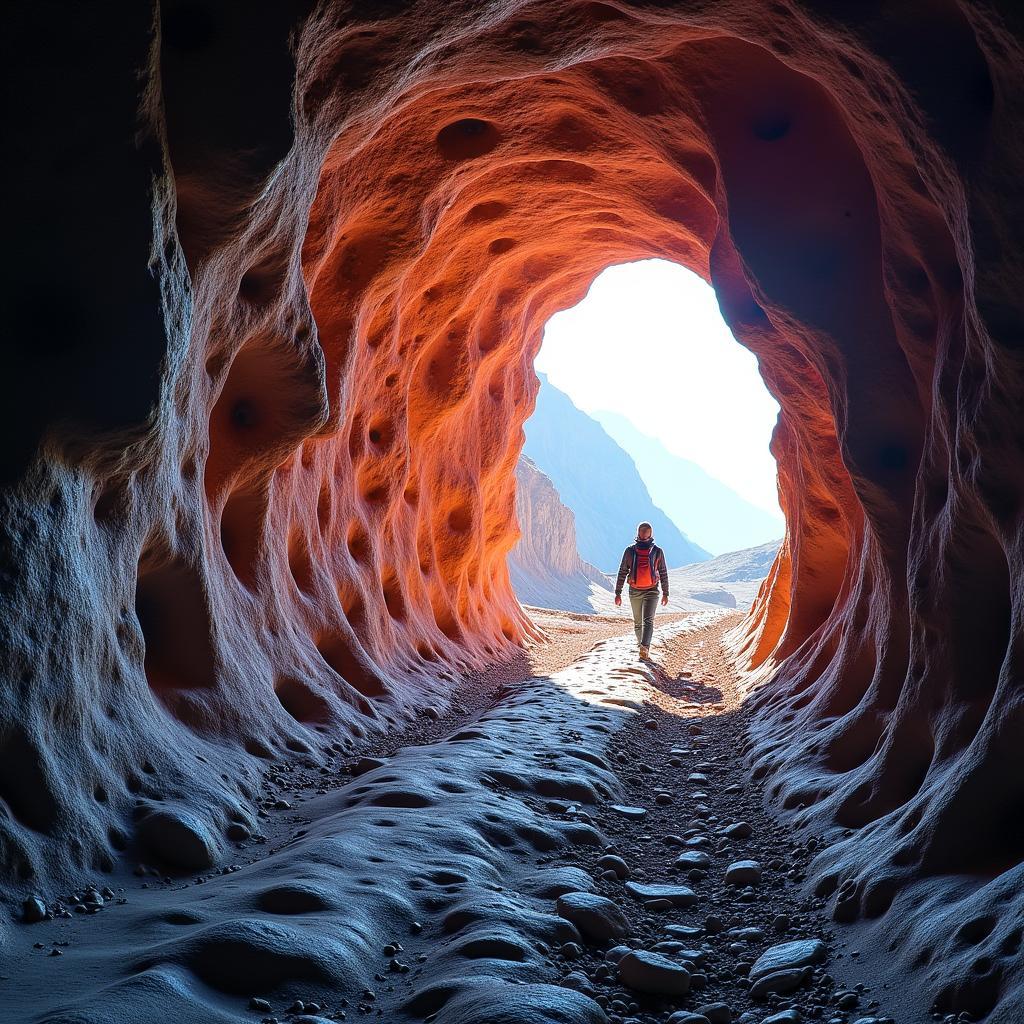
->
<box><xmin>614</xmin><ymin>522</ymin><xmax>669</xmax><ymax>660</ymax></box>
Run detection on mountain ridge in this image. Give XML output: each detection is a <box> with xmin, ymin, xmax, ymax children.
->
<box><xmin>523</xmin><ymin>375</ymin><xmax>709</xmax><ymax>571</ymax></box>
<box><xmin>592</xmin><ymin>409</ymin><xmax>784</xmax><ymax>555</ymax></box>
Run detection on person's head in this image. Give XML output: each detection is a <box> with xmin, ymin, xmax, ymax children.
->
<box><xmin>636</xmin><ymin>522</ymin><xmax>653</xmax><ymax>542</ymax></box>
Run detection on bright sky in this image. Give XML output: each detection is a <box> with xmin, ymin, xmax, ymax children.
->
<box><xmin>535</xmin><ymin>259</ymin><xmax>783</xmax><ymax>517</ymax></box>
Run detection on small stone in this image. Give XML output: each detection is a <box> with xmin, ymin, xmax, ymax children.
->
<box><xmin>606</xmin><ymin>944</ymin><xmax>633</xmax><ymax>963</ymax></box>
<box><xmin>560</xmin><ymin>942</ymin><xmax>583</xmax><ymax>960</ymax></box>
<box><xmin>410</xmin><ymin>920</ymin><xmax>423</xmax><ymax>934</ymax></box>
<box><xmin>136</xmin><ymin>807</ymin><xmax>221</xmax><ymax>870</ymax></box>
<box><xmin>771</xmin><ymin>914</ymin><xmax>791</xmax><ymax>932</ymax></box>
<box><xmin>674</xmin><ymin>850</ymin><xmax>712</xmax><ymax>870</ymax></box>
<box><xmin>655</xmin><ymin>792</ymin><xmax>673</xmax><ymax>806</ymax></box>
<box><xmin>705</xmin><ymin>915</ymin><xmax>726</xmax><ymax>934</ymax></box>
<box><xmin>22</xmin><ymin>896</ymin><xmax>47</xmax><ymax>923</ymax></box>
<box><xmin>555</xmin><ymin>891</ymin><xmax>629</xmax><ymax>941</ymax></box>
<box><xmin>665</xmin><ymin>924</ymin><xmax>703</xmax><ymax>939</ymax></box>
<box><xmin>749</xmin><ymin>968</ymin><xmax>810</xmax><ymax>999</ymax></box>
<box><xmin>624</xmin><ymin>881</ymin><xmax>697</xmax><ymax>906</ymax></box>
<box><xmin>645</xmin><ymin>898</ymin><xmax>675</xmax><ymax>912</ymax></box>
<box><xmin>618</xmin><ymin>950</ymin><xmax>692</xmax><ymax>995</ymax></box>
<box><xmin>723</xmin><ymin>822</ymin><xmax>753</xmax><ymax>839</ymax></box>
<box><xmin>351</xmin><ymin>756</ymin><xmax>387</xmax><ymax>776</ymax></box>
<box><xmin>725</xmin><ymin>860</ymin><xmax>763</xmax><ymax>886</ymax></box>
<box><xmin>562</xmin><ymin>971</ymin><xmax>595</xmax><ymax>994</ymax></box>
<box><xmin>749</xmin><ymin>939</ymin><xmax>828</xmax><ymax>981</ymax></box>
<box><xmin>609</xmin><ymin>805</ymin><xmax>647</xmax><ymax>820</ymax></box>
<box><xmin>761</xmin><ymin>1012</ymin><xmax>801</xmax><ymax>1024</ymax></box>
<box><xmin>288</xmin><ymin>1001</ymin><xmax>306</xmax><ymax>1013</ymax></box>
<box><xmin>652</xmin><ymin>940</ymin><xmax>689</xmax><ymax>953</ymax></box>
<box><xmin>668</xmin><ymin>1014</ymin><xmax>711</xmax><ymax>1024</ymax></box>
<box><xmin>698</xmin><ymin>1003</ymin><xmax>732</xmax><ymax>1024</ymax></box>
<box><xmin>688</xmin><ymin>773</ymin><xmax>709</xmax><ymax>783</ymax></box>
<box><xmin>423</xmin><ymin>707</ymin><xmax>442</xmax><ymax>721</ymax></box>
<box><xmin>597</xmin><ymin>854</ymin><xmax>630</xmax><ymax>879</ymax></box>
<box><xmin>644</xmin><ymin>719</ymin><xmax>658</xmax><ymax>730</ymax></box>
<box><xmin>836</xmin><ymin>992</ymin><xmax>859</xmax><ymax>1010</ymax></box>
<box><xmin>226</xmin><ymin>822</ymin><xmax>250</xmax><ymax>841</ymax></box>
<box><xmin>249</xmin><ymin>998</ymin><xmax>272</xmax><ymax>1011</ymax></box>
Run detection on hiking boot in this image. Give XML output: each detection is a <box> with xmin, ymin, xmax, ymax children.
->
<box><xmin>639</xmin><ymin>645</ymin><xmax>649</xmax><ymax>660</ymax></box>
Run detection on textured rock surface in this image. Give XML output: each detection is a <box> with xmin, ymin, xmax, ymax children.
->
<box><xmin>508</xmin><ymin>456</ymin><xmax>611</xmax><ymax>612</ymax></box>
<box><xmin>3</xmin><ymin>2</ymin><xmax>1023</xmax><ymax>1021</ymax></box>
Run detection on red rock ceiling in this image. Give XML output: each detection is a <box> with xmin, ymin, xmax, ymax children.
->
<box><xmin>3</xmin><ymin>0</ymin><xmax>1021</xmax><ymax>1017</ymax></box>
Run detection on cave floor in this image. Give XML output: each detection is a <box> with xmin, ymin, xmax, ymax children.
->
<box><xmin>5</xmin><ymin>611</ymin><xmax>907</xmax><ymax>1024</ymax></box>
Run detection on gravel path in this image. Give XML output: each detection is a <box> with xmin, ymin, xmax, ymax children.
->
<box><xmin>532</xmin><ymin>611</ymin><xmax>901</xmax><ymax>1024</ymax></box>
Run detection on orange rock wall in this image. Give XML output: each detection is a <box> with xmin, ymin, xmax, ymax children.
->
<box><xmin>4</xmin><ymin>1</ymin><xmax>1022</xmax><ymax>1015</ymax></box>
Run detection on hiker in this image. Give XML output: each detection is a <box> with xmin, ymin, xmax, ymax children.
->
<box><xmin>614</xmin><ymin>521</ymin><xmax>669</xmax><ymax>660</ymax></box>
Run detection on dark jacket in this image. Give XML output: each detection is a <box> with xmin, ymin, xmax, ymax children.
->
<box><xmin>615</xmin><ymin>543</ymin><xmax>669</xmax><ymax>596</ymax></box>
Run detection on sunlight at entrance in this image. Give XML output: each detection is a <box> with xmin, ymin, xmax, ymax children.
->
<box><xmin>535</xmin><ymin>259</ymin><xmax>783</xmax><ymax>554</ymax></box>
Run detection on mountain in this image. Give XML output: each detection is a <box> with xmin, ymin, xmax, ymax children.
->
<box><xmin>587</xmin><ymin>539</ymin><xmax>783</xmax><ymax>616</ymax></box>
<box><xmin>523</xmin><ymin>375</ymin><xmax>709</xmax><ymax>571</ymax></box>
<box><xmin>592</xmin><ymin>411</ymin><xmax>785</xmax><ymax>556</ymax></box>
<box><xmin>508</xmin><ymin>456</ymin><xmax>611</xmax><ymax>612</ymax></box>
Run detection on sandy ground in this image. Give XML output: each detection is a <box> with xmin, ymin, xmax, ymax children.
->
<box><xmin>3</xmin><ymin>609</ymin><xmax>908</xmax><ymax>1024</ymax></box>
<box><xmin>520</xmin><ymin>606</ymin><xmax>693</xmax><ymax>676</ymax></box>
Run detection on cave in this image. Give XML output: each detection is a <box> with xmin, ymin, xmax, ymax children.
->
<box><xmin>3</xmin><ymin>2</ymin><xmax>1022</xmax><ymax>1022</ymax></box>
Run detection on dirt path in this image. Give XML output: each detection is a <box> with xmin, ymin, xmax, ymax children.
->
<box><xmin>6</xmin><ymin>611</ymin><xmax>902</xmax><ymax>1024</ymax></box>
<box><xmin>535</xmin><ymin>613</ymin><xmax>901</xmax><ymax>1024</ymax></box>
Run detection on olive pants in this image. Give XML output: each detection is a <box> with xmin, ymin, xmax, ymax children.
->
<box><xmin>628</xmin><ymin>587</ymin><xmax>660</xmax><ymax>647</ymax></box>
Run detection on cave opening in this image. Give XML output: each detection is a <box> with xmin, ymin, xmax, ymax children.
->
<box><xmin>527</xmin><ymin>257</ymin><xmax>784</xmax><ymax>567</ymax></box>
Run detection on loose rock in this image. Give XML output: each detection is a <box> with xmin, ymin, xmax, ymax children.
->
<box><xmin>624</xmin><ymin>881</ymin><xmax>697</xmax><ymax>906</ymax></box>
<box><xmin>749</xmin><ymin>939</ymin><xmax>827</xmax><ymax>981</ymax></box>
<box><xmin>749</xmin><ymin>967</ymin><xmax>810</xmax><ymax>999</ymax></box>
<box><xmin>609</xmin><ymin>804</ymin><xmax>647</xmax><ymax>819</ymax></box>
<box><xmin>22</xmin><ymin>896</ymin><xmax>47</xmax><ymax>923</ymax></box>
<box><xmin>555</xmin><ymin>891</ymin><xmax>628</xmax><ymax>941</ymax></box>
<box><xmin>724</xmin><ymin>860</ymin><xmax>763</xmax><ymax>886</ymax></box>
<box><xmin>618</xmin><ymin>949</ymin><xmax>692</xmax><ymax>995</ymax></box>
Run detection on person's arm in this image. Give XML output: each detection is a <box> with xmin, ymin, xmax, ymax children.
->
<box><xmin>615</xmin><ymin>547</ymin><xmax>631</xmax><ymax>597</ymax></box>
<box><xmin>658</xmin><ymin>548</ymin><xmax>669</xmax><ymax>600</ymax></box>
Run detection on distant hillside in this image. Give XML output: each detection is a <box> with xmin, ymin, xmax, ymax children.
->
<box><xmin>509</xmin><ymin>456</ymin><xmax>611</xmax><ymax>613</ymax></box>
<box><xmin>588</xmin><ymin>539</ymin><xmax>783</xmax><ymax>616</ymax></box>
<box><xmin>593</xmin><ymin>410</ymin><xmax>785</xmax><ymax>555</ymax></box>
<box><xmin>523</xmin><ymin>375</ymin><xmax>709</xmax><ymax>571</ymax></box>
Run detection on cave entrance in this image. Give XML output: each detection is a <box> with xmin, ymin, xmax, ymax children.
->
<box><xmin>512</xmin><ymin>257</ymin><xmax>785</xmax><ymax>619</ymax></box>
<box><xmin>284</xmin><ymin>32</ymin><xmax>885</xmax><ymax>682</ymax></box>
